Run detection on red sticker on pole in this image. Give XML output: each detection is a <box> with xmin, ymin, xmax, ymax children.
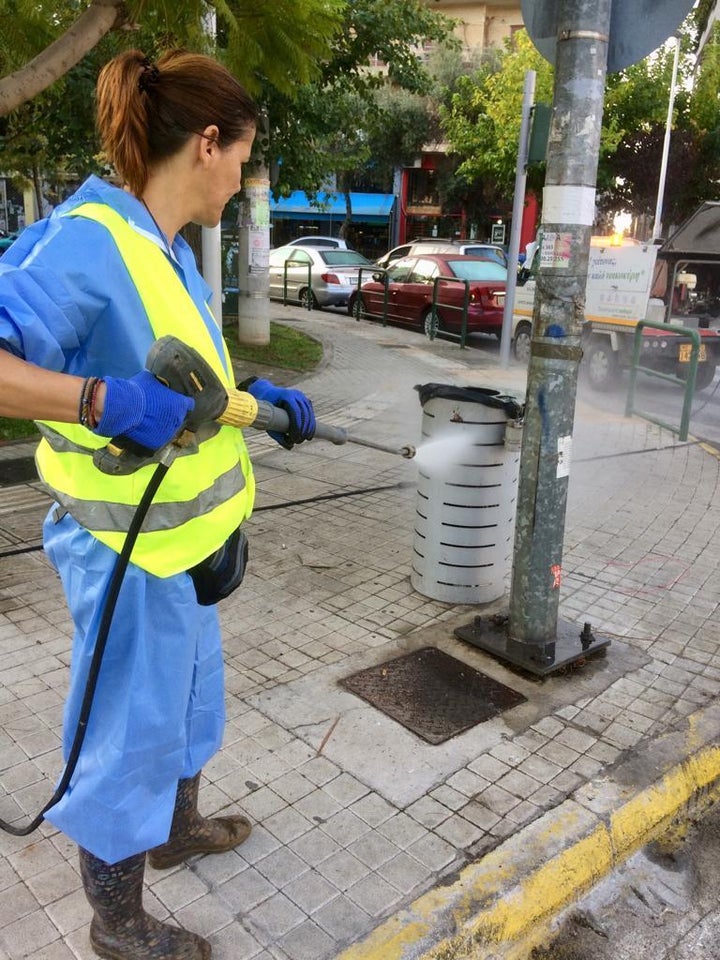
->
<box><xmin>550</xmin><ymin>564</ymin><xmax>562</xmax><ymax>589</ymax></box>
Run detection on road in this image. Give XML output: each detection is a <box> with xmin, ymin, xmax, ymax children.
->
<box><xmin>529</xmin><ymin>800</ymin><xmax>720</xmax><ymax>960</ymax></box>
<box><xmin>461</xmin><ymin>329</ymin><xmax>720</xmax><ymax>450</ymax></box>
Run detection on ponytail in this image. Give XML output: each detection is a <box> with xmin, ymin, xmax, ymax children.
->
<box><xmin>96</xmin><ymin>49</ymin><xmax>258</xmax><ymax>197</ymax></box>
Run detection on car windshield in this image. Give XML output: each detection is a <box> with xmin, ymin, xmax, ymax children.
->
<box><xmin>448</xmin><ymin>259</ymin><xmax>507</xmax><ymax>281</ymax></box>
<box><xmin>321</xmin><ymin>251</ymin><xmax>373</xmax><ymax>266</ymax></box>
<box><xmin>463</xmin><ymin>246</ymin><xmax>507</xmax><ymax>266</ymax></box>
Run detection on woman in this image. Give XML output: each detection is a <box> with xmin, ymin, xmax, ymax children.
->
<box><xmin>0</xmin><ymin>49</ymin><xmax>315</xmax><ymax>960</ymax></box>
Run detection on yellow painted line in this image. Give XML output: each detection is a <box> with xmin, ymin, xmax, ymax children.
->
<box><xmin>336</xmin><ymin>743</ymin><xmax>720</xmax><ymax>960</ymax></box>
<box><xmin>688</xmin><ymin>432</ymin><xmax>720</xmax><ymax>461</ymax></box>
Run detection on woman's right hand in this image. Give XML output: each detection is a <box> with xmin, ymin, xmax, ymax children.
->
<box><xmin>93</xmin><ymin>371</ymin><xmax>194</xmax><ymax>451</ymax></box>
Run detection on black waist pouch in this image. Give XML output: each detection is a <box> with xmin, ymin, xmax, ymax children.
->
<box><xmin>189</xmin><ymin>527</ymin><xmax>249</xmax><ymax>606</ymax></box>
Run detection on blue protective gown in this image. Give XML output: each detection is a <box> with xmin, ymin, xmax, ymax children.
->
<box><xmin>0</xmin><ymin>177</ymin><xmax>233</xmax><ymax>863</ymax></box>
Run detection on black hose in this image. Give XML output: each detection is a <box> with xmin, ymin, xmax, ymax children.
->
<box><xmin>0</xmin><ymin>461</ymin><xmax>170</xmax><ymax>836</ymax></box>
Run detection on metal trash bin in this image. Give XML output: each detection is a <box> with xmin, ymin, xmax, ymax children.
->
<box><xmin>411</xmin><ymin>383</ymin><xmax>524</xmax><ymax>604</ymax></box>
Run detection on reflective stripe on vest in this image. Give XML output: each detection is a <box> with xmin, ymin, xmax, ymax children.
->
<box><xmin>35</xmin><ymin>202</ymin><xmax>255</xmax><ymax>578</ymax></box>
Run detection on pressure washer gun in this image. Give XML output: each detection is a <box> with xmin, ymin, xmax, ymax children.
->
<box><xmin>93</xmin><ymin>335</ymin><xmax>415</xmax><ymax>475</ymax></box>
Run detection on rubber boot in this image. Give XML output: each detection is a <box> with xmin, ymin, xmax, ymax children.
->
<box><xmin>78</xmin><ymin>847</ymin><xmax>211</xmax><ymax>960</ymax></box>
<box><xmin>147</xmin><ymin>772</ymin><xmax>251</xmax><ymax>870</ymax></box>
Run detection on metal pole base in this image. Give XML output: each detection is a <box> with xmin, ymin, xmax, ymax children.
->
<box><xmin>454</xmin><ymin>614</ymin><xmax>611</xmax><ymax>677</ymax></box>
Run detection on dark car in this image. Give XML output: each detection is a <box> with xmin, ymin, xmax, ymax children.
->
<box><xmin>375</xmin><ymin>239</ymin><xmax>508</xmax><ymax>271</ymax></box>
<box><xmin>349</xmin><ymin>254</ymin><xmax>507</xmax><ymax>337</ymax></box>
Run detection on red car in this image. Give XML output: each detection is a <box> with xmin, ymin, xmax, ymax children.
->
<box><xmin>349</xmin><ymin>254</ymin><xmax>506</xmax><ymax>337</ymax></box>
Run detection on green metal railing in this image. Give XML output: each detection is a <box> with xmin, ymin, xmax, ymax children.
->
<box><xmin>282</xmin><ymin>261</ymin><xmax>313</xmax><ymax>310</ymax></box>
<box><xmin>624</xmin><ymin>320</ymin><xmax>700</xmax><ymax>441</ymax></box>
<box><xmin>352</xmin><ymin>267</ymin><xmax>389</xmax><ymax>326</ymax></box>
<box><xmin>425</xmin><ymin>277</ymin><xmax>470</xmax><ymax>349</ymax></box>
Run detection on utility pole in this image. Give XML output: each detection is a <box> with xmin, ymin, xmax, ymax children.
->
<box><xmin>500</xmin><ymin>70</ymin><xmax>535</xmax><ymax>369</ymax></box>
<box><xmin>457</xmin><ymin>0</ymin><xmax>613</xmax><ymax>673</ymax></box>
<box><xmin>652</xmin><ymin>35</ymin><xmax>680</xmax><ymax>242</ymax></box>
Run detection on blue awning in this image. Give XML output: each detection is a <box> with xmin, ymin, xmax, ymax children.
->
<box><xmin>270</xmin><ymin>191</ymin><xmax>395</xmax><ymax>224</ymax></box>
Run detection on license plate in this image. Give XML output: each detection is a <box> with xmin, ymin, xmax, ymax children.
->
<box><xmin>678</xmin><ymin>343</ymin><xmax>707</xmax><ymax>362</ymax></box>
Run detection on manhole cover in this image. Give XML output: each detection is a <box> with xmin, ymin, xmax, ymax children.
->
<box><xmin>0</xmin><ymin>457</ymin><xmax>37</xmax><ymax>487</ymax></box>
<box><xmin>339</xmin><ymin>646</ymin><xmax>526</xmax><ymax>744</ymax></box>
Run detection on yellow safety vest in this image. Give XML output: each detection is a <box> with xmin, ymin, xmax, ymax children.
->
<box><xmin>35</xmin><ymin>202</ymin><xmax>255</xmax><ymax>578</ymax></box>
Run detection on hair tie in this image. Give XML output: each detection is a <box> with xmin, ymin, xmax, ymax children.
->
<box><xmin>138</xmin><ymin>58</ymin><xmax>160</xmax><ymax>93</ymax></box>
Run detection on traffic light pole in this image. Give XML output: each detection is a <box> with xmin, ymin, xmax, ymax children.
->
<box><xmin>456</xmin><ymin>0</ymin><xmax>613</xmax><ymax>674</ymax></box>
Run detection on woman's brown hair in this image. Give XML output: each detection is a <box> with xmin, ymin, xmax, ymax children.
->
<box><xmin>96</xmin><ymin>49</ymin><xmax>258</xmax><ymax>197</ymax></box>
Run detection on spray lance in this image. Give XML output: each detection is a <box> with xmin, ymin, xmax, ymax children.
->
<box><xmin>94</xmin><ymin>335</ymin><xmax>416</xmax><ymax>475</ymax></box>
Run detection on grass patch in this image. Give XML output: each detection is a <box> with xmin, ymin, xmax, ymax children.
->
<box><xmin>223</xmin><ymin>321</ymin><xmax>322</xmax><ymax>372</ymax></box>
<box><xmin>0</xmin><ymin>323</ymin><xmax>322</xmax><ymax>443</ymax></box>
<box><xmin>0</xmin><ymin>417</ymin><xmax>39</xmax><ymax>443</ymax></box>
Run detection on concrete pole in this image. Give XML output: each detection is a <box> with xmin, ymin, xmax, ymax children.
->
<box><xmin>237</xmin><ymin>110</ymin><xmax>271</xmax><ymax>346</ymax></box>
<box><xmin>507</xmin><ymin>0</ymin><xmax>612</xmax><ymax>665</ymax></box>
<box><xmin>500</xmin><ymin>70</ymin><xmax>535</xmax><ymax>369</ymax></box>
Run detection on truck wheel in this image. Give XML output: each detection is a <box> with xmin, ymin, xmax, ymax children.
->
<box><xmin>513</xmin><ymin>321</ymin><xmax>532</xmax><ymax>363</ymax></box>
<box><xmin>584</xmin><ymin>338</ymin><xmax>620</xmax><ymax>391</ymax></box>
<box><xmin>678</xmin><ymin>360</ymin><xmax>717</xmax><ymax>391</ymax></box>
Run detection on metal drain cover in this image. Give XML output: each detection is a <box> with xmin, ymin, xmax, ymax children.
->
<box><xmin>339</xmin><ymin>646</ymin><xmax>526</xmax><ymax>744</ymax></box>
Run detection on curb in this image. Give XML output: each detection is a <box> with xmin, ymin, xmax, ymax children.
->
<box><xmin>335</xmin><ymin>701</ymin><xmax>720</xmax><ymax>960</ymax></box>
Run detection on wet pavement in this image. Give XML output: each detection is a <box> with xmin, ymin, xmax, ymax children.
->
<box><xmin>0</xmin><ymin>306</ymin><xmax>719</xmax><ymax>960</ymax></box>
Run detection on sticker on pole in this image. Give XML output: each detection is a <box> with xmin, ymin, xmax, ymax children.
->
<box><xmin>540</xmin><ymin>232</ymin><xmax>572</xmax><ymax>269</ymax></box>
<box><xmin>557</xmin><ymin>435</ymin><xmax>572</xmax><ymax>477</ymax></box>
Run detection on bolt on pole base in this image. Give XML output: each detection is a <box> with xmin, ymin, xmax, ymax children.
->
<box><xmin>454</xmin><ymin>614</ymin><xmax>611</xmax><ymax>677</ymax></box>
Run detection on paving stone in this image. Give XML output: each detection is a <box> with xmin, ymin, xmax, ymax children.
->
<box><xmin>283</xmin><ymin>869</ymin><xmax>339</xmax><ymax>914</ymax></box>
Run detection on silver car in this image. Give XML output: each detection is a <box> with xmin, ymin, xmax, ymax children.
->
<box><xmin>269</xmin><ymin>245</ymin><xmax>374</xmax><ymax>309</ymax></box>
<box><xmin>376</xmin><ymin>239</ymin><xmax>507</xmax><ymax>271</ymax></box>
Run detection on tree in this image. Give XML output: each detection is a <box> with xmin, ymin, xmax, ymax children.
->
<box><xmin>264</xmin><ymin>0</ymin><xmax>454</xmax><ymax>200</ymax></box>
<box><xmin>439</xmin><ymin>14</ymin><xmax>720</xmax><ymax>236</ymax></box>
<box><xmin>0</xmin><ymin>0</ymin><xmax>345</xmax><ymax>116</ymax></box>
<box><xmin>441</xmin><ymin>30</ymin><xmax>555</xmax><ymax>205</ymax></box>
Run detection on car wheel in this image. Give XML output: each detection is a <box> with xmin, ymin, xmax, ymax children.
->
<box><xmin>423</xmin><ymin>307</ymin><xmax>441</xmax><ymax>340</ymax></box>
<box><xmin>584</xmin><ymin>337</ymin><xmax>620</xmax><ymax>391</ymax></box>
<box><xmin>299</xmin><ymin>287</ymin><xmax>318</xmax><ymax>310</ymax></box>
<box><xmin>349</xmin><ymin>295</ymin><xmax>367</xmax><ymax>320</ymax></box>
<box><xmin>513</xmin><ymin>321</ymin><xmax>532</xmax><ymax>363</ymax></box>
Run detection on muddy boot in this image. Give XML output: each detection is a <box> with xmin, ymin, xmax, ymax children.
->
<box><xmin>147</xmin><ymin>772</ymin><xmax>251</xmax><ymax>870</ymax></box>
<box><xmin>79</xmin><ymin>847</ymin><xmax>211</xmax><ymax>960</ymax></box>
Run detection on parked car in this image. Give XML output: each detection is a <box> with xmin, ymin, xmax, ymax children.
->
<box><xmin>376</xmin><ymin>239</ymin><xmax>507</xmax><ymax>271</ymax></box>
<box><xmin>269</xmin><ymin>244</ymin><xmax>373</xmax><ymax>309</ymax></box>
<box><xmin>285</xmin><ymin>235</ymin><xmax>349</xmax><ymax>250</ymax></box>
<box><xmin>349</xmin><ymin>254</ymin><xmax>507</xmax><ymax>337</ymax></box>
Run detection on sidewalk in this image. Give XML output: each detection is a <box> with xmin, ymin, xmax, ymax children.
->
<box><xmin>1</xmin><ymin>308</ymin><xmax>719</xmax><ymax>960</ymax></box>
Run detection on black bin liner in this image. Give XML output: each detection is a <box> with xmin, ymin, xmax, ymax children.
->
<box><xmin>415</xmin><ymin>383</ymin><xmax>524</xmax><ymax>420</ymax></box>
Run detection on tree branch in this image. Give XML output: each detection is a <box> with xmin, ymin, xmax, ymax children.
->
<box><xmin>0</xmin><ymin>0</ymin><xmax>128</xmax><ymax>117</ymax></box>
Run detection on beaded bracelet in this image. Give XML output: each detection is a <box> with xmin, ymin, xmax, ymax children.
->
<box><xmin>87</xmin><ymin>377</ymin><xmax>104</xmax><ymax>430</ymax></box>
<box><xmin>78</xmin><ymin>377</ymin><xmax>97</xmax><ymax>427</ymax></box>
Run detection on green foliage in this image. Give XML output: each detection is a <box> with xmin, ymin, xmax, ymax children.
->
<box><xmin>266</xmin><ymin>0</ymin><xmax>455</xmax><ymax>197</ymax></box>
<box><xmin>441</xmin><ymin>16</ymin><xmax>720</xmax><ymax>229</ymax></box>
<box><xmin>0</xmin><ymin>418</ymin><xmax>38</xmax><ymax>442</ymax></box>
<box><xmin>442</xmin><ymin>30</ymin><xmax>554</xmax><ymax>202</ymax></box>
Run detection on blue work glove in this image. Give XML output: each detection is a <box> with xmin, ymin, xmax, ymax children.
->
<box><xmin>93</xmin><ymin>370</ymin><xmax>195</xmax><ymax>451</ymax></box>
<box><xmin>245</xmin><ymin>377</ymin><xmax>316</xmax><ymax>449</ymax></box>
